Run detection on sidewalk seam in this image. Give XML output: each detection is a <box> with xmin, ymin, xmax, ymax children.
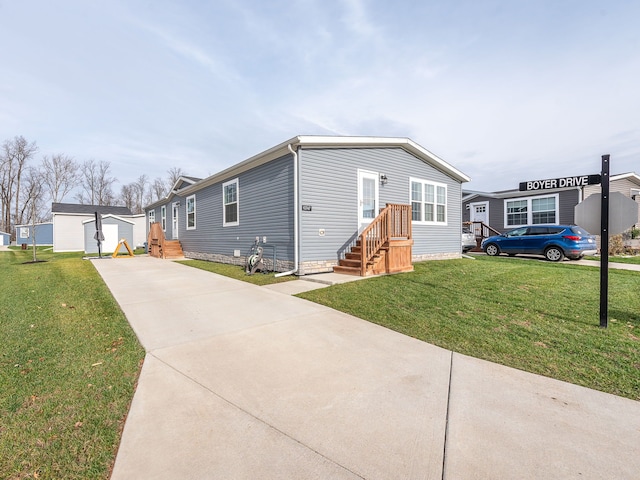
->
<box><xmin>149</xmin><ymin>351</ymin><xmax>367</xmax><ymax>480</ymax></box>
<box><xmin>441</xmin><ymin>351</ymin><xmax>454</xmax><ymax>480</ymax></box>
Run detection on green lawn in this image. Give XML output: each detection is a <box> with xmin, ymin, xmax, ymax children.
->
<box><xmin>0</xmin><ymin>249</ymin><xmax>145</xmax><ymax>479</ymax></box>
<box><xmin>298</xmin><ymin>256</ymin><xmax>640</xmax><ymax>400</ymax></box>
<box><xmin>178</xmin><ymin>259</ymin><xmax>298</xmax><ymax>286</ymax></box>
<box><xmin>585</xmin><ymin>255</ymin><xmax>640</xmax><ymax>265</ymax></box>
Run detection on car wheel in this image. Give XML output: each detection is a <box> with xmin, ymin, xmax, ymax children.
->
<box><xmin>544</xmin><ymin>246</ymin><xmax>564</xmax><ymax>262</ymax></box>
<box><xmin>485</xmin><ymin>243</ymin><xmax>500</xmax><ymax>256</ymax></box>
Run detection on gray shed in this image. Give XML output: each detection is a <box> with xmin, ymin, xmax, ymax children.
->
<box><xmin>83</xmin><ymin>215</ymin><xmax>134</xmax><ymax>254</ymax></box>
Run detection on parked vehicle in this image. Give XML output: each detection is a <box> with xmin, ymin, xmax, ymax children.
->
<box><xmin>462</xmin><ymin>227</ymin><xmax>476</xmax><ymax>253</ymax></box>
<box><xmin>481</xmin><ymin>225</ymin><xmax>597</xmax><ymax>261</ymax></box>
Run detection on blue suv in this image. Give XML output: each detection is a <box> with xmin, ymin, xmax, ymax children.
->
<box><xmin>481</xmin><ymin>225</ymin><xmax>597</xmax><ymax>261</ymax></box>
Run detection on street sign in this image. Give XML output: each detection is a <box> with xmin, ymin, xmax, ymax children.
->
<box><xmin>519</xmin><ymin>174</ymin><xmax>601</xmax><ymax>192</ymax></box>
<box><xmin>574</xmin><ymin>192</ymin><xmax>639</xmax><ymax>235</ymax></box>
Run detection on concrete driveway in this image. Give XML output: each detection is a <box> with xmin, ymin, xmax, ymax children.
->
<box><xmin>91</xmin><ymin>256</ymin><xmax>640</xmax><ymax>479</ymax></box>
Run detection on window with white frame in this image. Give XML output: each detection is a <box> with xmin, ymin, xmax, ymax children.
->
<box><xmin>186</xmin><ymin>195</ymin><xmax>196</xmax><ymax>230</ymax></box>
<box><xmin>410</xmin><ymin>178</ymin><xmax>447</xmax><ymax>224</ymax></box>
<box><xmin>505</xmin><ymin>194</ymin><xmax>558</xmax><ymax>227</ymax></box>
<box><xmin>223</xmin><ymin>178</ymin><xmax>239</xmax><ymax>226</ymax></box>
<box><xmin>148</xmin><ymin>210</ymin><xmax>155</xmax><ymax>226</ymax></box>
<box><xmin>531</xmin><ymin>197</ymin><xmax>556</xmax><ymax>224</ymax></box>
<box><xmin>161</xmin><ymin>206</ymin><xmax>166</xmax><ymax>231</ymax></box>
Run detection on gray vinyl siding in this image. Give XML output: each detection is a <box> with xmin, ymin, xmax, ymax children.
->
<box><xmin>557</xmin><ymin>189</ymin><xmax>579</xmax><ymax>225</ymax></box>
<box><xmin>299</xmin><ymin>147</ymin><xmax>463</xmax><ymax>262</ymax></box>
<box><xmin>83</xmin><ymin>217</ymin><xmax>133</xmax><ymax>253</ymax></box>
<box><xmin>15</xmin><ymin>223</ymin><xmax>54</xmax><ymax>245</ymax></box>
<box><xmin>178</xmin><ymin>155</ymin><xmax>294</xmax><ymax>261</ymax></box>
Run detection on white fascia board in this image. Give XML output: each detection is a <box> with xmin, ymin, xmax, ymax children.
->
<box><xmin>81</xmin><ymin>214</ymin><xmax>135</xmax><ymax>225</ymax></box>
<box><xmin>180</xmin><ymin>135</ymin><xmax>471</xmax><ymax>196</ymax></box>
<box><xmin>14</xmin><ymin>222</ymin><xmax>53</xmax><ymax>227</ymax></box>
<box><xmin>611</xmin><ymin>172</ymin><xmax>640</xmax><ymax>185</ymax></box>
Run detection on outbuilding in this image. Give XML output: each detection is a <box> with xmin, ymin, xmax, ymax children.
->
<box><xmin>82</xmin><ymin>215</ymin><xmax>134</xmax><ymax>254</ymax></box>
<box><xmin>52</xmin><ymin>203</ymin><xmax>136</xmax><ymax>252</ymax></box>
<box><xmin>15</xmin><ymin>222</ymin><xmax>54</xmax><ymax>247</ymax></box>
<box><xmin>0</xmin><ymin>231</ymin><xmax>10</xmax><ymax>246</ymax></box>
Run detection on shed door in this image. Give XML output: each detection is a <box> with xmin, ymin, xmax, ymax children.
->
<box><xmin>358</xmin><ymin>170</ymin><xmax>379</xmax><ymax>231</ymax></box>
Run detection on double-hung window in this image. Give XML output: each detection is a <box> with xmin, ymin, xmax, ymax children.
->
<box><xmin>161</xmin><ymin>206</ymin><xmax>166</xmax><ymax>231</ymax></box>
<box><xmin>223</xmin><ymin>178</ymin><xmax>239</xmax><ymax>226</ymax></box>
<box><xmin>505</xmin><ymin>194</ymin><xmax>558</xmax><ymax>227</ymax></box>
<box><xmin>410</xmin><ymin>178</ymin><xmax>447</xmax><ymax>224</ymax></box>
<box><xmin>186</xmin><ymin>195</ymin><xmax>196</xmax><ymax>230</ymax></box>
<box><xmin>506</xmin><ymin>200</ymin><xmax>528</xmax><ymax>226</ymax></box>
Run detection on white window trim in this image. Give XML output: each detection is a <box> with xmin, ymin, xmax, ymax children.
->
<box><xmin>223</xmin><ymin>178</ymin><xmax>239</xmax><ymax>227</ymax></box>
<box><xmin>148</xmin><ymin>210</ymin><xmax>155</xmax><ymax>226</ymax></box>
<box><xmin>186</xmin><ymin>194</ymin><xmax>196</xmax><ymax>230</ymax></box>
<box><xmin>161</xmin><ymin>205</ymin><xmax>166</xmax><ymax>231</ymax></box>
<box><xmin>503</xmin><ymin>193</ymin><xmax>559</xmax><ymax>227</ymax></box>
<box><xmin>409</xmin><ymin>177</ymin><xmax>448</xmax><ymax>225</ymax></box>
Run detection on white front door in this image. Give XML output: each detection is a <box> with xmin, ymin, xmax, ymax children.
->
<box><xmin>172</xmin><ymin>203</ymin><xmax>179</xmax><ymax>239</ymax></box>
<box><xmin>470</xmin><ymin>202</ymin><xmax>488</xmax><ymax>224</ymax></box>
<box><xmin>358</xmin><ymin>170</ymin><xmax>379</xmax><ymax>231</ymax></box>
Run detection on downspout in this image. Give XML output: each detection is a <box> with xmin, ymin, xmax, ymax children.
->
<box><xmin>275</xmin><ymin>144</ymin><xmax>299</xmax><ymax>277</ymax></box>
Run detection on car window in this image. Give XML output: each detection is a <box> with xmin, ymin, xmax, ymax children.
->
<box><xmin>571</xmin><ymin>226</ymin><xmax>590</xmax><ymax>235</ymax></box>
<box><xmin>548</xmin><ymin>227</ymin><xmax>564</xmax><ymax>234</ymax></box>
<box><xmin>526</xmin><ymin>227</ymin><xmax>548</xmax><ymax>235</ymax></box>
<box><xmin>505</xmin><ymin>227</ymin><xmax>528</xmax><ymax>236</ymax></box>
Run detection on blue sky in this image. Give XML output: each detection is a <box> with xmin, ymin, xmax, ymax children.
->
<box><xmin>1</xmin><ymin>0</ymin><xmax>638</xmax><ymax>195</ymax></box>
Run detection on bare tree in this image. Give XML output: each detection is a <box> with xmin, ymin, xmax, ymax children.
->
<box><xmin>120</xmin><ymin>183</ymin><xmax>136</xmax><ymax>212</ymax></box>
<box><xmin>0</xmin><ymin>136</ymin><xmax>38</xmax><ymax>233</ymax></box>
<box><xmin>20</xmin><ymin>166</ymin><xmax>45</xmax><ymax>262</ymax></box>
<box><xmin>41</xmin><ymin>153</ymin><xmax>79</xmax><ymax>203</ymax></box>
<box><xmin>150</xmin><ymin>176</ymin><xmax>168</xmax><ymax>203</ymax></box>
<box><xmin>132</xmin><ymin>174</ymin><xmax>148</xmax><ymax>214</ymax></box>
<box><xmin>76</xmin><ymin>159</ymin><xmax>117</xmax><ymax>206</ymax></box>
<box><xmin>167</xmin><ymin>167</ymin><xmax>185</xmax><ymax>188</ymax></box>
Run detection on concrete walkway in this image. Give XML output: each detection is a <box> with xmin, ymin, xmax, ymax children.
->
<box><xmin>91</xmin><ymin>257</ymin><xmax>640</xmax><ymax>479</ymax></box>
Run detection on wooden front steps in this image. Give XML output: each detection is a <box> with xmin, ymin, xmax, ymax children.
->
<box><xmin>148</xmin><ymin>222</ymin><xmax>184</xmax><ymax>259</ymax></box>
<box><xmin>334</xmin><ymin>241</ymin><xmax>388</xmax><ymax>276</ymax></box>
<box><xmin>334</xmin><ymin>204</ymin><xmax>414</xmax><ymax>277</ymax></box>
<box><xmin>162</xmin><ymin>240</ymin><xmax>184</xmax><ymax>259</ymax></box>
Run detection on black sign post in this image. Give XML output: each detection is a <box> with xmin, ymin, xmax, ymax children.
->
<box><xmin>599</xmin><ymin>155</ymin><xmax>610</xmax><ymax>328</ymax></box>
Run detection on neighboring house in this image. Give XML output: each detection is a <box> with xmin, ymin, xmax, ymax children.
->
<box><xmin>0</xmin><ymin>231</ymin><xmax>10</xmax><ymax>246</ymax></box>
<box><xmin>130</xmin><ymin>214</ymin><xmax>147</xmax><ymax>249</ymax></box>
<box><xmin>82</xmin><ymin>214</ymin><xmax>134</xmax><ymax>254</ymax></box>
<box><xmin>145</xmin><ymin>135</ymin><xmax>471</xmax><ymax>275</ymax></box>
<box><xmin>51</xmin><ymin>203</ymin><xmax>135</xmax><ymax>252</ymax></box>
<box><xmin>15</xmin><ymin>222</ymin><xmax>54</xmax><ymax>246</ymax></box>
<box><xmin>463</xmin><ymin>172</ymin><xmax>640</xmax><ymax>234</ymax></box>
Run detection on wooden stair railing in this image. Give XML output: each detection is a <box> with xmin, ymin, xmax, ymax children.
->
<box><xmin>464</xmin><ymin>221</ymin><xmax>500</xmax><ymax>239</ymax></box>
<box><xmin>360</xmin><ymin>203</ymin><xmax>412</xmax><ymax>276</ymax></box>
<box><xmin>334</xmin><ymin>204</ymin><xmax>413</xmax><ymax>276</ymax></box>
<box><xmin>147</xmin><ymin>222</ymin><xmax>184</xmax><ymax>259</ymax></box>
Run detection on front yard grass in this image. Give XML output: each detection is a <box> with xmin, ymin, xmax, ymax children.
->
<box><xmin>585</xmin><ymin>255</ymin><xmax>640</xmax><ymax>265</ymax></box>
<box><xmin>0</xmin><ymin>249</ymin><xmax>145</xmax><ymax>479</ymax></box>
<box><xmin>298</xmin><ymin>256</ymin><xmax>640</xmax><ymax>401</ymax></box>
<box><xmin>178</xmin><ymin>259</ymin><xmax>298</xmax><ymax>286</ymax></box>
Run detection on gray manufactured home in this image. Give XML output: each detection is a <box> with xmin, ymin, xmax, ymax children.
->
<box><xmin>145</xmin><ymin>136</ymin><xmax>471</xmax><ymax>275</ymax></box>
